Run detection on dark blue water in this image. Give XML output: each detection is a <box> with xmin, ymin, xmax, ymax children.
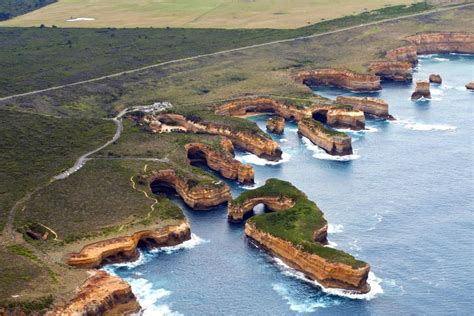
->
<box><xmin>106</xmin><ymin>54</ymin><xmax>474</xmax><ymax>315</ymax></box>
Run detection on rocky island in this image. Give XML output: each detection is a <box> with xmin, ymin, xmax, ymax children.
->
<box><xmin>411</xmin><ymin>80</ymin><xmax>432</xmax><ymax>100</ymax></box>
<box><xmin>228</xmin><ymin>179</ymin><xmax>370</xmax><ymax>293</ymax></box>
<box><xmin>266</xmin><ymin>116</ymin><xmax>285</xmax><ymax>134</ymax></box>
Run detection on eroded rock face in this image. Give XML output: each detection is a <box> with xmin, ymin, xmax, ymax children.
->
<box><xmin>335</xmin><ymin>96</ymin><xmax>393</xmax><ymax>119</ymax></box>
<box><xmin>429</xmin><ymin>74</ymin><xmax>442</xmax><ymax>84</ymax></box>
<box><xmin>298</xmin><ymin>119</ymin><xmax>352</xmax><ymax>156</ymax></box>
<box><xmin>386</xmin><ymin>45</ymin><xmax>418</xmax><ymax>65</ymax></box>
<box><xmin>228</xmin><ymin>196</ymin><xmax>295</xmax><ymax>223</ymax></box>
<box><xmin>297</xmin><ymin>69</ymin><xmax>381</xmax><ymax>91</ymax></box>
<box><xmin>48</xmin><ymin>271</ymin><xmax>140</xmax><ymax>315</ymax></box>
<box><xmin>245</xmin><ymin>223</ymin><xmax>370</xmax><ymax>293</ymax></box>
<box><xmin>369</xmin><ymin>61</ymin><xmax>413</xmax><ymax>81</ymax></box>
<box><xmin>185</xmin><ymin>142</ymin><xmax>254</xmax><ymax>184</ymax></box>
<box><xmin>145</xmin><ymin>113</ymin><xmax>282</xmax><ymax>161</ymax></box>
<box><xmin>67</xmin><ymin>222</ymin><xmax>191</xmax><ymax>268</ymax></box>
<box><xmin>407</xmin><ymin>32</ymin><xmax>474</xmax><ymax>55</ymax></box>
<box><xmin>266</xmin><ymin>116</ymin><xmax>285</xmax><ymax>134</ymax></box>
<box><xmin>149</xmin><ymin>169</ymin><xmax>231</xmax><ymax>209</ymax></box>
<box><xmin>326</xmin><ymin>109</ymin><xmax>365</xmax><ymax>130</ymax></box>
<box><xmin>466</xmin><ymin>82</ymin><xmax>474</xmax><ymax>90</ymax></box>
<box><xmin>411</xmin><ymin>80</ymin><xmax>431</xmax><ymax>100</ymax></box>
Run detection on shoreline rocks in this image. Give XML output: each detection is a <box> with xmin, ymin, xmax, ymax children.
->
<box><xmin>266</xmin><ymin>116</ymin><xmax>285</xmax><ymax>134</ymax></box>
<box><xmin>429</xmin><ymin>74</ymin><xmax>442</xmax><ymax>84</ymax></box>
<box><xmin>296</xmin><ymin>69</ymin><xmax>381</xmax><ymax>92</ymax></box>
<box><xmin>298</xmin><ymin>118</ymin><xmax>352</xmax><ymax>156</ymax></box>
<box><xmin>411</xmin><ymin>80</ymin><xmax>431</xmax><ymax>100</ymax></box>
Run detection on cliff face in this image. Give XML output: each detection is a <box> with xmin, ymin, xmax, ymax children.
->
<box><xmin>228</xmin><ymin>196</ymin><xmax>295</xmax><ymax>222</ymax></box>
<box><xmin>411</xmin><ymin>80</ymin><xmax>431</xmax><ymax>100</ymax></box>
<box><xmin>429</xmin><ymin>74</ymin><xmax>442</xmax><ymax>84</ymax></box>
<box><xmin>297</xmin><ymin>69</ymin><xmax>381</xmax><ymax>92</ymax></box>
<box><xmin>386</xmin><ymin>45</ymin><xmax>418</xmax><ymax>65</ymax></box>
<box><xmin>335</xmin><ymin>96</ymin><xmax>393</xmax><ymax>119</ymax></box>
<box><xmin>48</xmin><ymin>271</ymin><xmax>140</xmax><ymax>315</ymax></box>
<box><xmin>368</xmin><ymin>61</ymin><xmax>413</xmax><ymax>81</ymax></box>
<box><xmin>215</xmin><ymin>98</ymin><xmax>313</xmax><ymax>121</ymax></box>
<box><xmin>298</xmin><ymin>119</ymin><xmax>352</xmax><ymax>156</ymax></box>
<box><xmin>67</xmin><ymin>222</ymin><xmax>191</xmax><ymax>268</ymax></box>
<box><xmin>326</xmin><ymin>109</ymin><xmax>365</xmax><ymax>130</ymax></box>
<box><xmin>146</xmin><ymin>113</ymin><xmax>282</xmax><ymax>161</ymax></box>
<box><xmin>407</xmin><ymin>32</ymin><xmax>474</xmax><ymax>55</ymax></box>
<box><xmin>246</xmin><ymin>223</ymin><xmax>370</xmax><ymax>293</ymax></box>
<box><xmin>149</xmin><ymin>169</ymin><xmax>231</xmax><ymax>209</ymax></box>
<box><xmin>266</xmin><ymin>116</ymin><xmax>285</xmax><ymax>134</ymax></box>
<box><xmin>185</xmin><ymin>142</ymin><xmax>254</xmax><ymax>184</ymax></box>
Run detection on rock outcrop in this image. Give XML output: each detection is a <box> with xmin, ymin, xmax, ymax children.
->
<box><xmin>185</xmin><ymin>142</ymin><xmax>254</xmax><ymax>184</ymax></box>
<box><xmin>230</xmin><ymin>179</ymin><xmax>370</xmax><ymax>293</ymax></box>
<box><xmin>326</xmin><ymin>109</ymin><xmax>365</xmax><ymax>130</ymax></box>
<box><xmin>466</xmin><ymin>82</ymin><xmax>474</xmax><ymax>90</ymax></box>
<box><xmin>48</xmin><ymin>271</ymin><xmax>140</xmax><ymax>315</ymax></box>
<box><xmin>335</xmin><ymin>96</ymin><xmax>393</xmax><ymax>119</ymax></box>
<box><xmin>298</xmin><ymin>118</ymin><xmax>352</xmax><ymax>156</ymax></box>
<box><xmin>411</xmin><ymin>80</ymin><xmax>431</xmax><ymax>100</ymax></box>
<box><xmin>296</xmin><ymin>69</ymin><xmax>381</xmax><ymax>92</ymax></box>
<box><xmin>266</xmin><ymin>116</ymin><xmax>285</xmax><ymax>134</ymax></box>
<box><xmin>368</xmin><ymin>61</ymin><xmax>413</xmax><ymax>81</ymax></box>
<box><xmin>386</xmin><ymin>44</ymin><xmax>418</xmax><ymax>65</ymax></box>
<box><xmin>148</xmin><ymin>169</ymin><xmax>231</xmax><ymax>209</ymax></box>
<box><xmin>67</xmin><ymin>222</ymin><xmax>191</xmax><ymax>268</ymax></box>
<box><xmin>143</xmin><ymin>113</ymin><xmax>282</xmax><ymax>161</ymax></box>
<box><xmin>429</xmin><ymin>74</ymin><xmax>442</xmax><ymax>84</ymax></box>
<box><xmin>407</xmin><ymin>32</ymin><xmax>474</xmax><ymax>55</ymax></box>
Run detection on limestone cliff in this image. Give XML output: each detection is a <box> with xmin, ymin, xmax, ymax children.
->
<box><xmin>48</xmin><ymin>271</ymin><xmax>140</xmax><ymax>315</ymax></box>
<box><xmin>386</xmin><ymin>45</ymin><xmax>418</xmax><ymax>65</ymax></box>
<box><xmin>148</xmin><ymin>169</ymin><xmax>231</xmax><ymax>209</ymax></box>
<box><xmin>407</xmin><ymin>32</ymin><xmax>474</xmax><ymax>55</ymax></box>
<box><xmin>144</xmin><ymin>113</ymin><xmax>282</xmax><ymax>161</ymax></box>
<box><xmin>67</xmin><ymin>222</ymin><xmax>191</xmax><ymax>268</ymax></box>
<box><xmin>411</xmin><ymin>80</ymin><xmax>431</xmax><ymax>100</ymax></box>
<box><xmin>368</xmin><ymin>61</ymin><xmax>413</xmax><ymax>81</ymax></box>
<box><xmin>185</xmin><ymin>142</ymin><xmax>254</xmax><ymax>184</ymax></box>
<box><xmin>326</xmin><ymin>109</ymin><xmax>365</xmax><ymax>130</ymax></box>
<box><xmin>298</xmin><ymin>118</ymin><xmax>352</xmax><ymax>156</ymax></box>
<box><xmin>266</xmin><ymin>116</ymin><xmax>285</xmax><ymax>134</ymax></box>
<box><xmin>429</xmin><ymin>74</ymin><xmax>442</xmax><ymax>84</ymax></box>
<box><xmin>296</xmin><ymin>69</ymin><xmax>381</xmax><ymax>92</ymax></box>
<box><xmin>228</xmin><ymin>195</ymin><xmax>295</xmax><ymax>223</ymax></box>
<box><xmin>335</xmin><ymin>96</ymin><xmax>392</xmax><ymax>119</ymax></box>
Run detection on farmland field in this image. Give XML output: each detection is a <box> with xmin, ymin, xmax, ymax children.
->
<box><xmin>0</xmin><ymin>0</ymin><xmax>418</xmax><ymax>28</ymax></box>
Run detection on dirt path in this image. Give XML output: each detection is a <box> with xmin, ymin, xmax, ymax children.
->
<box><xmin>0</xmin><ymin>3</ymin><xmax>471</xmax><ymax>103</ymax></box>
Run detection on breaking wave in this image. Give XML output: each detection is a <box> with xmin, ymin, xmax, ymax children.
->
<box><xmin>328</xmin><ymin>224</ymin><xmax>344</xmax><ymax>234</ymax></box>
<box><xmin>302</xmin><ymin>138</ymin><xmax>360</xmax><ymax>161</ymax></box>
<box><xmin>272</xmin><ymin>283</ymin><xmax>339</xmax><ymax>312</ymax></box>
<box><xmin>150</xmin><ymin>234</ymin><xmax>209</xmax><ymax>254</ymax></box>
<box><xmin>392</xmin><ymin>120</ymin><xmax>456</xmax><ymax>131</ymax></box>
<box><xmin>236</xmin><ymin>152</ymin><xmax>291</xmax><ymax>166</ymax></box>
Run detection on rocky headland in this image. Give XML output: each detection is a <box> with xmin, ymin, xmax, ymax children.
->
<box><xmin>47</xmin><ymin>271</ymin><xmax>140</xmax><ymax>315</ymax></box>
<box><xmin>266</xmin><ymin>116</ymin><xmax>285</xmax><ymax>134</ymax></box>
<box><xmin>406</xmin><ymin>32</ymin><xmax>474</xmax><ymax>55</ymax></box>
<box><xmin>368</xmin><ymin>61</ymin><xmax>413</xmax><ymax>81</ymax></box>
<box><xmin>230</xmin><ymin>179</ymin><xmax>370</xmax><ymax>293</ymax></box>
<box><xmin>326</xmin><ymin>108</ymin><xmax>365</xmax><ymax>130</ymax></box>
<box><xmin>335</xmin><ymin>96</ymin><xmax>394</xmax><ymax>119</ymax></box>
<box><xmin>67</xmin><ymin>221</ymin><xmax>191</xmax><ymax>268</ymax></box>
<box><xmin>411</xmin><ymin>80</ymin><xmax>431</xmax><ymax>100</ymax></box>
<box><xmin>185</xmin><ymin>142</ymin><xmax>254</xmax><ymax>184</ymax></box>
<box><xmin>297</xmin><ymin>118</ymin><xmax>352</xmax><ymax>156</ymax></box>
<box><xmin>296</xmin><ymin>69</ymin><xmax>381</xmax><ymax>92</ymax></box>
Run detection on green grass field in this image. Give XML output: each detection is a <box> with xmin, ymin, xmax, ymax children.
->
<box><xmin>1</xmin><ymin>0</ymin><xmax>418</xmax><ymax>28</ymax></box>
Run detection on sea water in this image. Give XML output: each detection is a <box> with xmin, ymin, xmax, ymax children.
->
<box><xmin>105</xmin><ymin>54</ymin><xmax>474</xmax><ymax>315</ymax></box>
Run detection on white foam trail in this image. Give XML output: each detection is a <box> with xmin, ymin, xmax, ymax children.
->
<box><xmin>280</xmin><ymin>138</ymin><xmax>288</xmax><ymax>142</ymax></box>
<box><xmin>335</xmin><ymin>126</ymin><xmax>378</xmax><ymax>134</ymax></box>
<box><xmin>328</xmin><ymin>224</ymin><xmax>344</xmax><ymax>234</ymax></box>
<box><xmin>430</xmin><ymin>88</ymin><xmax>443</xmax><ymax>96</ymax></box>
<box><xmin>149</xmin><ymin>234</ymin><xmax>209</xmax><ymax>254</ymax></box>
<box><xmin>434</xmin><ymin>57</ymin><xmax>449</xmax><ymax>62</ymax></box>
<box><xmin>236</xmin><ymin>152</ymin><xmax>291</xmax><ymax>166</ymax></box>
<box><xmin>272</xmin><ymin>283</ymin><xmax>335</xmax><ymax>312</ymax></box>
<box><xmin>273</xmin><ymin>258</ymin><xmax>383</xmax><ymax>300</ymax></box>
<box><xmin>302</xmin><ymin>138</ymin><xmax>360</xmax><ymax>161</ymax></box>
<box><xmin>66</xmin><ymin>17</ymin><xmax>95</xmax><ymax>21</ymax></box>
<box><xmin>391</xmin><ymin>119</ymin><xmax>456</xmax><ymax>131</ymax></box>
<box><xmin>325</xmin><ymin>241</ymin><xmax>338</xmax><ymax>248</ymax></box>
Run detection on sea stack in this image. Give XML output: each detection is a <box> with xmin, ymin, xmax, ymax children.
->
<box><xmin>465</xmin><ymin>82</ymin><xmax>474</xmax><ymax>90</ymax></box>
<box><xmin>266</xmin><ymin>116</ymin><xmax>285</xmax><ymax>134</ymax></box>
<box><xmin>429</xmin><ymin>74</ymin><xmax>442</xmax><ymax>84</ymax></box>
<box><xmin>411</xmin><ymin>80</ymin><xmax>431</xmax><ymax>100</ymax></box>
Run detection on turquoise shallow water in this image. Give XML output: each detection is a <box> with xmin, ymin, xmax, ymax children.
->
<box><xmin>106</xmin><ymin>54</ymin><xmax>474</xmax><ymax>315</ymax></box>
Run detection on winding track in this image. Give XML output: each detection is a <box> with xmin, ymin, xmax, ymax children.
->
<box><xmin>0</xmin><ymin>3</ymin><xmax>472</xmax><ymax>103</ymax></box>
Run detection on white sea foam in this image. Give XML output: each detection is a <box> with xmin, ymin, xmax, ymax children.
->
<box><xmin>280</xmin><ymin>138</ymin><xmax>288</xmax><ymax>142</ymax></box>
<box><xmin>434</xmin><ymin>57</ymin><xmax>449</xmax><ymax>62</ymax></box>
<box><xmin>302</xmin><ymin>137</ymin><xmax>360</xmax><ymax>161</ymax></box>
<box><xmin>236</xmin><ymin>152</ymin><xmax>291</xmax><ymax>166</ymax></box>
<box><xmin>273</xmin><ymin>258</ymin><xmax>383</xmax><ymax>300</ymax></box>
<box><xmin>328</xmin><ymin>224</ymin><xmax>344</xmax><ymax>234</ymax></box>
<box><xmin>325</xmin><ymin>241</ymin><xmax>338</xmax><ymax>248</ymax></box>
<box><xmin>272</xmin><ymin>283</ymin><xmax>336</xmax><ymax>312</ymax></box>
<box><xmin>150</xmin><ymin>233</ymin><xmax>209</xmax><ymax>254</ymax></box>
<box><xmin>455</xmin><ymin>86</ymin><xmax>467</xmax><ymax>91</ymax></box>
<box><xmin>430</xmin><ymin>88</ymin><xmax>443</xmax><ymax>96</ymax></box>
<box><xmin>335</xmin><ymin>126</ymin><xmax>378</xmax><ymax>134</ymax></box>
<box><xmin>349</xmin><ymin>239</ymin><xmax>362</xmax><ymax>252</ymax></box>
<box><xmin>104</xmin><ymin>249</ymin><xmax>150</xmax><ymax>270</ymax></box>
<box><xmin>66</xmin><ymin>17</ymin><xmax>95</xmax><ymax>21</ymax></box>
<box><xmin>391</xmin><ymin>119</ymin><xmax>456</xmax><ymax>131</ymax></box>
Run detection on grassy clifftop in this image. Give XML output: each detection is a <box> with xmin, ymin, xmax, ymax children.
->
<box><xmin>0</xmin><ymin>0</ymin><xmax>56</xmax><ymax>21</ymax></box>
